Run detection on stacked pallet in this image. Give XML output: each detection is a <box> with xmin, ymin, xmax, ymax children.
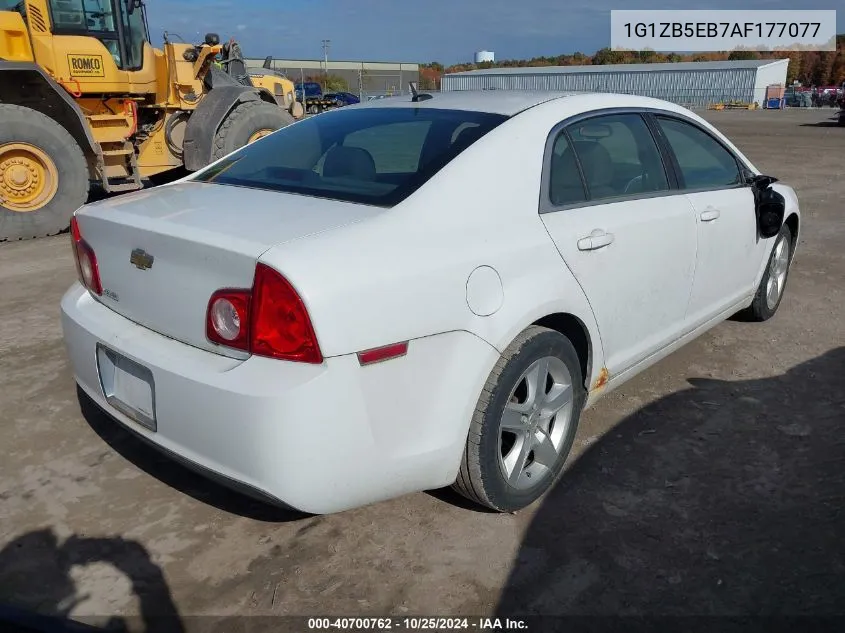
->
<box><xmin>765</xmin><ymin>84</ymin><xmax>786</xmax><ymax>109</ymax></box>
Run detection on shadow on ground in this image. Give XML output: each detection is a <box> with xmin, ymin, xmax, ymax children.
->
<box><xmin>0</xmin><ymin>529</ymin><xmax>183</xmax><ymax>632</ymax></box>
<box><xmin>497</xmin><ymin>347</ymin><xmax>845</xmax><ymax>619</ymax></box>
<box><xmin>77</xmin><ymin>387</ymin><xmax>306</xmax><ymax>523</ymax></box>
<box><xmin>799</xmin><ymin>118</ymin><xmax>843</xmax><ymax>128</ymax></box>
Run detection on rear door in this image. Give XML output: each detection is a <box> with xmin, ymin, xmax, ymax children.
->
<box><xmin>652</xmin><ymin>114</ymin><xmax>766</xmax><ymax>327</ymax></box>
<box><xmin>539</xmin><ymin>111</ymin><xmax>698</xmax><ymax>376</ymax></box>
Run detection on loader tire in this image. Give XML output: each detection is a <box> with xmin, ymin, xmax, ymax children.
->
<box><xmin>212</xmin><ymin>100</ymin><xmax>294</xmax><ymax>161</ymax></box>
<box><xmin>0</xmin><ymin>104</ymin><xmax>89</xmax><ymax>242</ymax></box>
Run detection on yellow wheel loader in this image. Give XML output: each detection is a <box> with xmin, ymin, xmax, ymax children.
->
<box><xmin>219</xmin><ymin>41</ymin><xmax>305</xmax><ymax>121</ymax></box>
<box><xmin>0</xmin><ymin>0</ymin><xmax>295</xmax><ymax>241</ymax></box>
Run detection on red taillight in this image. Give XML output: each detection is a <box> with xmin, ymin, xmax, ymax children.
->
<box><xmin>205</xmin><ymin>263</ymin><xmax>322</xmax><ymax>364</ymax></box>
<box><xmin>70</xmin><ymin>216</ymin><xmax>102</xmax><ymax>296</ymax></box>
<box><xmin>250</xmin><ymin>263</ymin><xmax>322</xmax><ymax>363</ymax></box>
<box><xmin>206</xmin><ymin>290</ymin><xmax>250</xmax><ymax>350</ymax></box>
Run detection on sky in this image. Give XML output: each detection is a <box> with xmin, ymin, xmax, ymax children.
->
<box><xmin>145</xmin><ymin>0</ymin><xmax>845</xmax><ymax>65</ymax></box>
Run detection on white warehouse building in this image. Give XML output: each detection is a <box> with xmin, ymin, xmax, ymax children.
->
<box><xmin>474</xmin><ymin>50</ymin><xmax>495</xmax><ymax>63</ymax></box>
<box><xmin>441</xmin><ymin>59</ymin><xmax>790</xmax><ymax>108</ymax></box>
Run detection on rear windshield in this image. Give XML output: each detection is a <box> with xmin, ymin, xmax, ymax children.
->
<box><xmin>193</xmin><ymin>107</ymin><xmax>508</xmax><ymax>207</ymax></box>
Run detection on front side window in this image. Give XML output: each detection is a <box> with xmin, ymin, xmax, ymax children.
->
<box><xmin>2</xmin><ymin>0</ymin><xmax>25</xmax><ymax>15</ymax></box>
<box><xmin>50</xmin><ymin>0</ymin><xmax>116</xmax><ymax>31</ymax></box>
<box><xmin>193</xmin><ymin>107</ymin><xmax>508</xmax><ymax>207</ymax></box>
<box><xmin>656</xmin><ymin>116</ymin><xmax>742</xmax><ymax>190</ymax></box>
<box><xmin>49</xmin><ymin>0</ymin><xmax>147</xmax><ymax>70</ymax></box>
<box><xmin>564</xmin><ymin>113</ymin><xmax>669</xmax><ymax>202</ymax></box>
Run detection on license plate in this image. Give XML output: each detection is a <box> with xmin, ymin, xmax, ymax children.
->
<box><xmin>97</xmin><ymin>345</ymin><xmax>156</xmax><ymax>431</ymax></box>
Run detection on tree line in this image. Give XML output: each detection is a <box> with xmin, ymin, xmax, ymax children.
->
<box><xmin>419</xmin><ymin>35</ymin><xmax>845</xmax><ymax>90</ymax></box>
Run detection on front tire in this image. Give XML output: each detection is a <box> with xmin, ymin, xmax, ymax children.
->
<box><xmin>0</xmin><ymin>104</ymin><xmax>89</xmax><ymax>241</ymax></box>
<box><xmin>745</xmin><ymin>224</ymin><xmax>793</xmax><ymax>321</ymax></box>
<box><xmin>211</xmin><ymin>100</ymin><xmax>294</xmax><ymax>162</ymax></box>
<box><xmin>290</xmin><ymin>101</ymin><xmax>305</xmax><ymax>119</ymax></box>
<box><xmin>453</xmin><ymin>326</ymin><xmax>586</xmax><ymax>512</ymax></box>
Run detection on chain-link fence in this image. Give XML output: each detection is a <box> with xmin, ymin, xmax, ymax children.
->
<box><xmin>246</xmin><ymin>59</ymin><xmax>420</xmax><ymax>101</ymax></box>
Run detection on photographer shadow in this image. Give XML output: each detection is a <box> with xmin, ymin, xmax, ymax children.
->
<box><xmin>496</xmin><ymin>347</ymin><xmax>845</xmax><ymax>619</ymax></box>
<box><xmin>0</xmin><ymin>528</ymin><xmax>184</xmax><ymax>632</ymax></box>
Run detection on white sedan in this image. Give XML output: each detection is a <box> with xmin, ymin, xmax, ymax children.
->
<box><xmin>61</xmin><ymin>90</ymin><xmax>800</xmax><ymax>514</ymax></box>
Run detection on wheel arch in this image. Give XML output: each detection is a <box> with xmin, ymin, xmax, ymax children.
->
<box><xmin>784</xmin><ymin>212</ymin><xmax>799</xmax><ymax>261</ymax></box>
<box><xmin>181</xmin><ymin>85</ymin><xmax>277</xmax><ymax>172</ymax></box>
<box><xmin>481</xmin><ymin>297</ymin><xmax>606</xmax><ymax>396</ymax></box>
<box><xmin>532</xmin><ymin>312</ymin><xmax>593</xmax><ymax>390</ymax></box>
<box><xmin>0</xmin><ymin>61</ymin><xmax>101</xmax><ymax>177</ymax></box>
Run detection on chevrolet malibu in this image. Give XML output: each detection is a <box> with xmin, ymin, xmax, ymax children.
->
<box><xmin>61</xmin><ymin>91</ymin><xmax>800</xmax><ymax>514</ymax></box>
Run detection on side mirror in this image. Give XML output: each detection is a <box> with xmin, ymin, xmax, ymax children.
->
<box><xmin>747</xmin><ymin>173</ymin><xmax>778</xmax><ymax>189</ymax></box>
<box><xmin>757</xmin><ymin>188</ymin><xmax>786</xmax><ymax>238</ymax></box>
<box><xmin>749</xmin><ymin>174</ymin><xmax>785</xmax><ymax>239</ymax></box>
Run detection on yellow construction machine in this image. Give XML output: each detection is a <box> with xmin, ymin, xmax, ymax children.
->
<box><xmin>219</xmin><ymin>40</ymin><xmax>305</xmax><ymax>120</ymax></box>
<box><xmin>0</xmin><ymin>0</ymin><xmax>295</xmax><ymax>241</ymax></box>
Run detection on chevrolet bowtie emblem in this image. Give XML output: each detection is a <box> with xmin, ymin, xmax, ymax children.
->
<box><xmin>129</xmin><ymin>248</ymin><xmax>154</xmax><ymax>270</ymax></box>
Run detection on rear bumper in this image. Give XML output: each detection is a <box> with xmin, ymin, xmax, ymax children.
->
<box><xmin>61</xmin><ymin>284</ymin><xmax>500</xmax><ymax>514</ymax></box>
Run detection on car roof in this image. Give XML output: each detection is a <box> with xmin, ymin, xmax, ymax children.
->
<box><xmin>346</xmin><ymin>90</ymin><xmax>704</xmax><ymax>118</ymax></box>
<box><xmin>352</xmin><ymin>90</ymin><xmax>578</xmax><ymax>116</ymax></box>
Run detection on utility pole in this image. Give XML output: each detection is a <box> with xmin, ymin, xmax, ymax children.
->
<box><xmin>321</xmin><ymin>39</ymin><xmax>330</xmax><ymax>91</ymax></box>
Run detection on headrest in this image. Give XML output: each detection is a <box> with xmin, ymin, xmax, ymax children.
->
<box><xmin>323</xmin><ymin>146</ymin><xmax>377</xmax><ymax>181</ymax></box>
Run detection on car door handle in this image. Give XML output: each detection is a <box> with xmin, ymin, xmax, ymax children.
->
<box><xmin>700</xmin><ymin>208</ymin><xmax>721</xmax><ymax>222</ymax></box>
<box><xmin>577</xmin><ymin>230</ymin><xmax>615</xmax><ymax>251</ymax></box>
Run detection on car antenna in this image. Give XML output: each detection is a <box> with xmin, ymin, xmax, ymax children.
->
<box><xmin>409</xmin><ymin>81</ymin><xmax>432</xmax><ymax>102</ymax></box>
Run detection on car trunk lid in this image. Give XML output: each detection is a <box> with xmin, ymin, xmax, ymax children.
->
<box><xmin>75</xmin><ymin>182</ymin><xmax>381</xmax><ymax>357</ymax></box>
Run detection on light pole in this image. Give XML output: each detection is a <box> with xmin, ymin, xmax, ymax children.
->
<box><xmin>321</xmin><ymin>39</ymin><xmax>330</xmax><ymax>91</ymax></box>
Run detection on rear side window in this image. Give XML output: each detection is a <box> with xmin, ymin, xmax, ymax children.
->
<box><xmin>565</xmin><ymin>113</ymin><xmax>669</xmax><ymax>202</ymax></box>
<box><xmin>656</xmin><ymin>116</ymin><xmax>742</xmax><ymax>190</ymax></box>
<box><xmin>548</xmin><ymin>133</ymin><xmax>587</xmax><ymax>206</ymax></box>
<box><xmin>193</xmin><ymin>107</ymin><xmax>508</xmax><ymax>207</ymax></box>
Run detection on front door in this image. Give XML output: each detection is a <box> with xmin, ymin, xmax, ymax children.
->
<box><xmin>653</xmin><ymin>115</ymin><xmax>767</xmax><ymax>326</ymax></box>
<box><xmin>540</xmin><ymin>112</ymin><xmax>698</xmax><ymax>376</ymax></box>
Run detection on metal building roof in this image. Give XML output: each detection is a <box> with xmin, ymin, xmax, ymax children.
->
<box><xmin>447</xmin><ymin>58</ymin><xmax>789</xmax><ymax>76</ymax></box>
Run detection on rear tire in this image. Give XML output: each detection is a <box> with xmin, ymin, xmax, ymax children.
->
<box><xmin>211</xmin><ymin>100</ymin><xmax>294</xmax><ymax>161</ymax></box>
<box><xmin>452</xmin><ymin>326</ymin><xmax>586</xmax><ymax>512</ymax></box>
<box><xmin>745</xmin><ymin>224</ymin><xmax>793</xmax><ymax>322</ymax></box>
<box><xmin>0</xmin><ymin>104</ymin><xmax>89</xmax><ymax>242</ymax></box>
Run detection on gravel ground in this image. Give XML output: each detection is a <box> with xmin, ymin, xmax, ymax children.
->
<box><xmin>0</xmin><ymin>107</ymin><xmax>843</xmax><ymax>631</ymax></box>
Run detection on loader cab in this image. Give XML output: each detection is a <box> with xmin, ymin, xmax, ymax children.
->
<box><xmin>47</xmin><ymin>0</ymin><xmax>150</xmax><ymax>72</ymax></box>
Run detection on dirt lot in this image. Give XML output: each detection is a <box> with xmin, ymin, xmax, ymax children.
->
<box><xmin>1</xmin><ymin>107</ymin><xmax>843</xmax><ymax>630</ymax></box>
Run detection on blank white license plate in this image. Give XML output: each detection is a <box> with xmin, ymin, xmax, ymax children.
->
<box><xmin>97</xmin><ymin>345</ymin><xmax>156</xmax><ymax>431</ymax></box>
